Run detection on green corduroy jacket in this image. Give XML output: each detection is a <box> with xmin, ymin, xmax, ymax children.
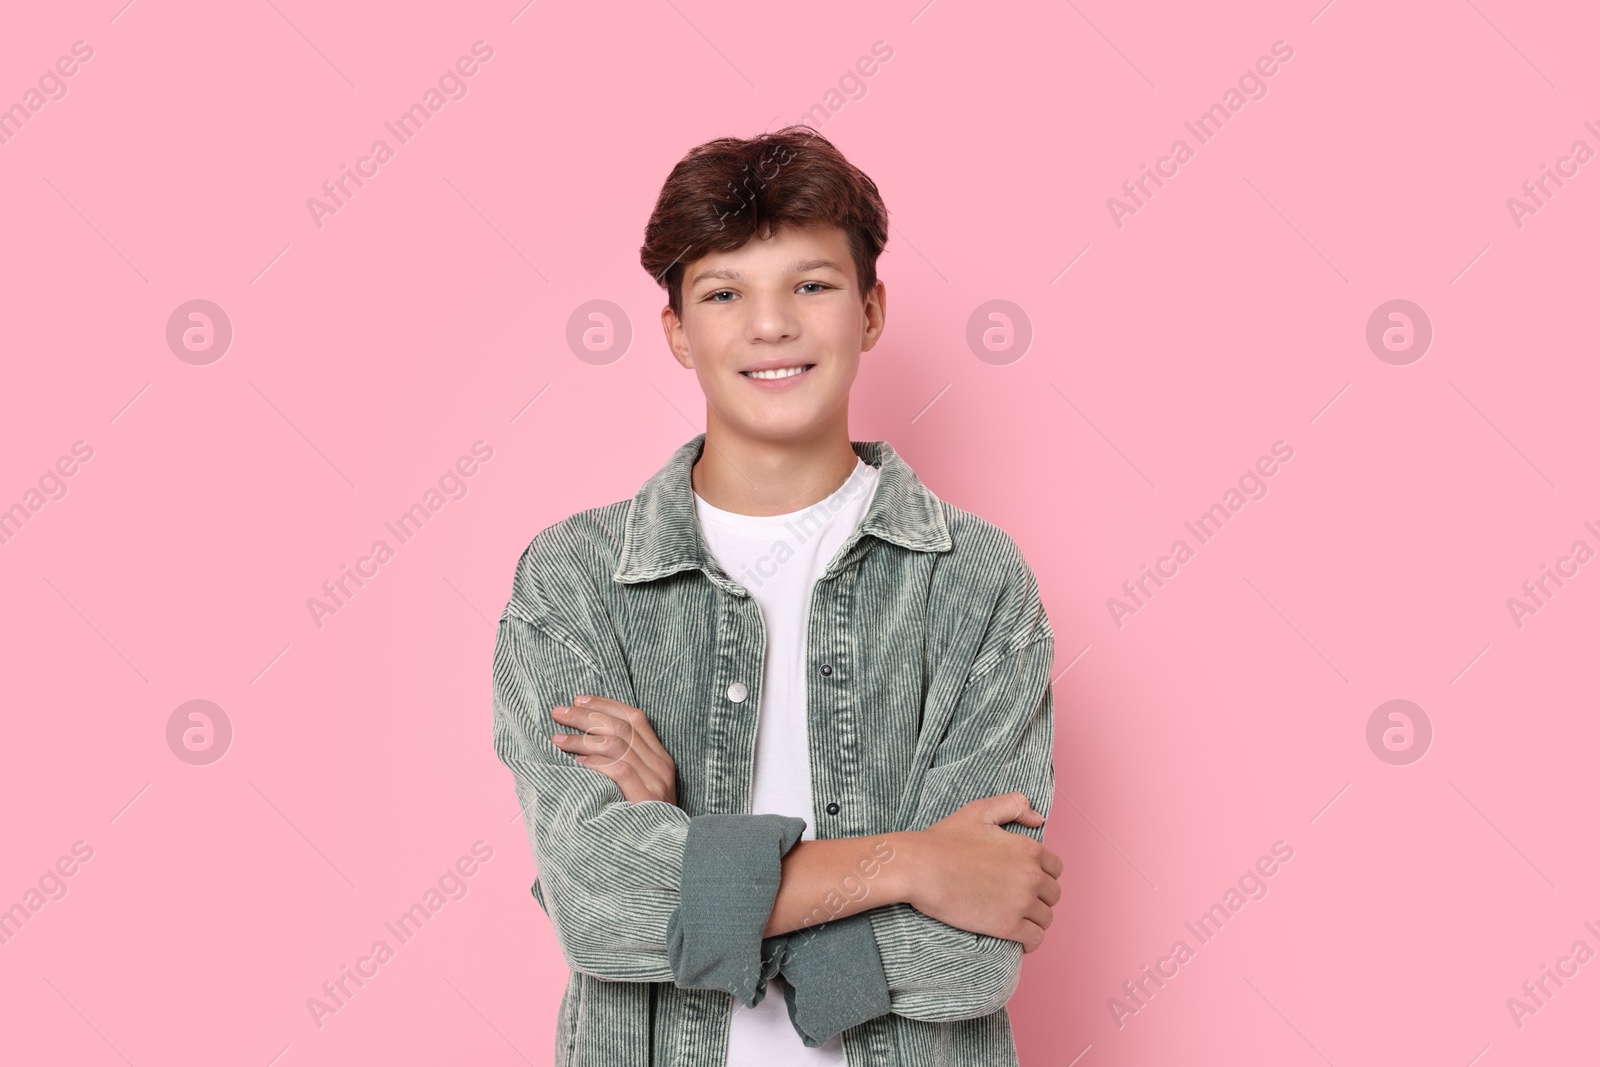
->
<box><xmin>492</xmin><ymin>432</ymin><xmax>1056</xmax><ymax>1066</ymax></box>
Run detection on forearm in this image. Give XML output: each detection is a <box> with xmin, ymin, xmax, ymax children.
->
<box><xmin>761</xmin><ymin>831</ymin><xmax>918</xmax><ymax>938</ymax></box>
<box><xmin>774</xmin><ymin>825</ymin><xmax>1042</xmax><ymax>1030</ymax></box>
<box><xmin>780</xmin><ymin>638</ymin><xmax>1058</xmax><ymax>1030</ymax></box>
<box><xmin>496</xmin><ymin>608</ymin><xmax>808</xmax><ymax>1002</ymax></box>
<box><xmin>756</xmin><ymin>830</ymin><xmax>924</xmax><ymax>1049</ymax></box>
<box><xmin>759</xmin><ymin>823</ymin><xmax>1041</xmax><ymax>1045</ymax></box>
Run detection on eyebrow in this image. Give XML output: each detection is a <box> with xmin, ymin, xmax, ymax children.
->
<box><xmin>689</xmin><ymin>258</ymin><xmax>848</xmax><ymax>289</ymax></box>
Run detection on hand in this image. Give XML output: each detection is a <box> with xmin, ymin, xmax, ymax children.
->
<box><xmin>550</xmin><ymin>695</ymin><xmax>678</xmax><ymax>805</ymax></box>
<box><xmin>903</xmin><ymin>791</ymin><xmax>1063</xmax><ymax>953</ymax></box>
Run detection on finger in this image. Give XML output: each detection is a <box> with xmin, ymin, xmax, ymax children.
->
<box><xmin>579</xmin><ymin>740</ymin><xmax>663</xmax><ymax>788</ymax></box>
<box><xmin>1037</xmin><ymin>875</ymin><xmax>1062</xmax><ymax>907</ymax></box>
<box><xmin>564</xmin><ymin>735</ymin><xmax>664</xmax><ymax>793</ymax></box>
<box><xmin>973</xmin><ymin>791</ymin><xmax>1034</xmax><ymax>825</ymax></box>
<box><xmin>555</xmin><ymin>701</ymin><xmax>627</xmax><ymax>736</ymax></box>
<box><xmin>554</xmin><ymin>730</ymin><xmax>625</xmax><ymax>758</ymax></box>
<box><xmin>549</xmin><ymin>732</ymin><xmax>595</xmax><ymax>757</ymax></box>
<box><xmin>562</xmin><ymin>720</ymin><xmax>674</xmax><ymax>789</ymax></box>
<box><xmin>572</xmin><ymin>741</ymin><xmax>640</xmax><ymax>778</ymax></box>
<box><xmin>556</xmin><ymin>735</ymin><xmax>660</xmax><ymax>796</ymax></box>
<box><xmin>1022</xmin><ymin>897</ymin><xmax>1054</xmax><ymax>931</ymax></box>
<box><xmin>576</xmin><ymin>752</ymin><xmax>637</xmax><ymax>794</ymax></box>
<box><xmin>582</xmin><ymin>753</ymin><xmax>668</xmax><ymax>805</ymax></box>
<box><xmin>1010</xmin><ymin>794</ymin><xmax>1044</xmax><ymax>825</ymax></box>
<box><xmin>555</xmin><ymin>708</ymin><xmax>641</xmax><ymax>757</ymax></box>
<box><xmin>562</xmin><ymin>700</ymin><xmax>671</xmax><ymax>766</ymax></box>
<box><xmin>569</xmin><ymin>696</ymin><xmax>664</xmax><ymax>744</ymax></box>
<box><xmin>607</xmin><ymin>698</ymin><xmax>667</xmax><ymax>743</ymax></box>
<box><xmin>578</xmin><ymin>741</ymin><xmax>636</xmax><ymax>769</ymax></box>
<box><xmin>1016</xmin><ymin>917</ymin><xmax>1046</xmax><ymax>954</ymax></box>
<box><xmin>1038</xmin><ymin>847</ymin><xmax>1064</xmax><ymax>879</ymax></box>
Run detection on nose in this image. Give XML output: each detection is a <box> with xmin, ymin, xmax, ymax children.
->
<box><xmin>745</xmin><ymin>291</ymin><xmax>799</xmax><ymax>344</ymax></box>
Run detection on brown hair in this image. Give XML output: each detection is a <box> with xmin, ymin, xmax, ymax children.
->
<box><xmin>639</xmin><ymin>126</ymin><xmax>889</xmax><ymax>319</ymax></box>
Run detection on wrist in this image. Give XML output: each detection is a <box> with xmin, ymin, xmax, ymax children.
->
<box><xmin>880</xmin><ymin>830</ymin><xmax>932</xmax><ymax>909</ymax></box>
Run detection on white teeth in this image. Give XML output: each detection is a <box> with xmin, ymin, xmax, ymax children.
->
<box><xmin>744</xmin><ymin>365</ymin><xmax>810</xmax><ymax>380</ymax></box>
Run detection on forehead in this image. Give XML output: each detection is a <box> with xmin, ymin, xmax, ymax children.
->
<box><xmin>684</xmin><ymin>223</ymin><xmax>853</xmax><ymax>286</ymax></box>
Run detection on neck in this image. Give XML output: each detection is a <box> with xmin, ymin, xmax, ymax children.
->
<box><xmin>691</xmin><ymin>409</ymin><xmax>860</xmax><ymax>517</ymax></box>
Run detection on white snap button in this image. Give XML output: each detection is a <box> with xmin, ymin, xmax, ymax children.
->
<box><xmin>726</xmin><ymin>681</ymin><xmax>748</xmax><ymax>703</ymax></box>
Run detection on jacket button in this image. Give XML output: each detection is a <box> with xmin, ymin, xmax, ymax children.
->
<box><xmin>825</xmin><ymin>802</ymin><xmax>840</xmax><ymax>815</ymax></box>
<box><xmin>819</xmin><ymin>663</ymin><xmax>833</xmax><ymax>676</ymax></box>
<box><xmin>726</xmin><ymin>681</ymin><xmax>748</xmax><ymax>703</ymax></box>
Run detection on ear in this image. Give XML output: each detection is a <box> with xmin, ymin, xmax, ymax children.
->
<box><xmin>859</xmin><ymin>278</ymin><xmax>887</xmax><ymax>352</ymax></box>
<box><xmin>661</xmin><ymin>304</ymin><xmax>694</xmax><ymax>369</ymax></box>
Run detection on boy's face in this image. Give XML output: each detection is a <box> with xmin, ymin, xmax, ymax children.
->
<box><xmin>661</xmin><ymin>222</ymin><xmax>886</xmax><ymax>445</ymax></box>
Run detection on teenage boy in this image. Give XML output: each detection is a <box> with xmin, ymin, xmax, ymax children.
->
<box><xmin>492</xmin><ymin>126</ymin><xmax>1061</xmax><ymax>1067</ymax></box>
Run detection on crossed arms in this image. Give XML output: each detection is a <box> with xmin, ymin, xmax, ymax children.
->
<box><xmin>491</xmin><ymin>535</ymin><xmax>1060</xmax><ymax>1046</ymax></box>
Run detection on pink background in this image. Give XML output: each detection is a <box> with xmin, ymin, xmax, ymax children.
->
<box><xmin>3</xmin><ymin>1</ymin><xmax>1597</xmax><ymax>1064</ymax></box>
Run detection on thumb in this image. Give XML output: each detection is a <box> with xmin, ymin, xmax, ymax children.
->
<box><xmin>975</xmin><ymin>791</ymin><xmax>1041</xmax><ymax>825</ymax></box>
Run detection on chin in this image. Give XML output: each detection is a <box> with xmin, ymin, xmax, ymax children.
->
<box><xmin>730</xmin><ymin>408</ymin><xmax>833</xmax><ymax>441</ymax></box>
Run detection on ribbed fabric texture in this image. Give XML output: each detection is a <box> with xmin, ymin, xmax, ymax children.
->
<box><xmin>492</xmin><ymin>432</ymin><xmax>1055</xmax><ymax>1066</ymax></box>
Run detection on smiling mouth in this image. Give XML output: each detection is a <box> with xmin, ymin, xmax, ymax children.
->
<box><xmin>741</xmin><ymin>364</ymin><xmax>815</xmax><ymax>380</ymax></box>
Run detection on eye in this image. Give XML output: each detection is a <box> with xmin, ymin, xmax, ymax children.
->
<box><xmin>705</xmin><ymin>289</ymin><xmax>736</xmax><ymax>302</ymax></box>
<box><xmin>798</xmin><ymin>282</ymin><xmax>832</xmax><ymax>294</ymax></box>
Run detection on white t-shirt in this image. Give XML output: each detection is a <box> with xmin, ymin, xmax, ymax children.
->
<box><xmin>693</xmin><ymin>455</ymin><xmax>881</xmax><ymax>1066</ymax></box>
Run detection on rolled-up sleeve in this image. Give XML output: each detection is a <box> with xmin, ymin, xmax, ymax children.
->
<box><xmin>492</xmin><ymin>540</ymin><xmax>809</xmax><ymax>1006</ymax></box>
<box><xmin>778</xmin><ymin>552</ymin><xmax>1056</xmax><ymax>1033</ymax></box>
<box><xmin>774</xmin><ymin>911</ymin><xmax>893</xmax><ymax>1046</ymax></box>
<box><xmin>666</xmin><ymin>812</ymin><xmax>808</xmax><ymax>1003</ymax></box>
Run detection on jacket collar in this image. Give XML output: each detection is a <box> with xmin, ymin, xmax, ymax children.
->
<box><xmin>612</xmin><ymin>432</ymin><xmax>951</xmax><ymax>592</ymax></box>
